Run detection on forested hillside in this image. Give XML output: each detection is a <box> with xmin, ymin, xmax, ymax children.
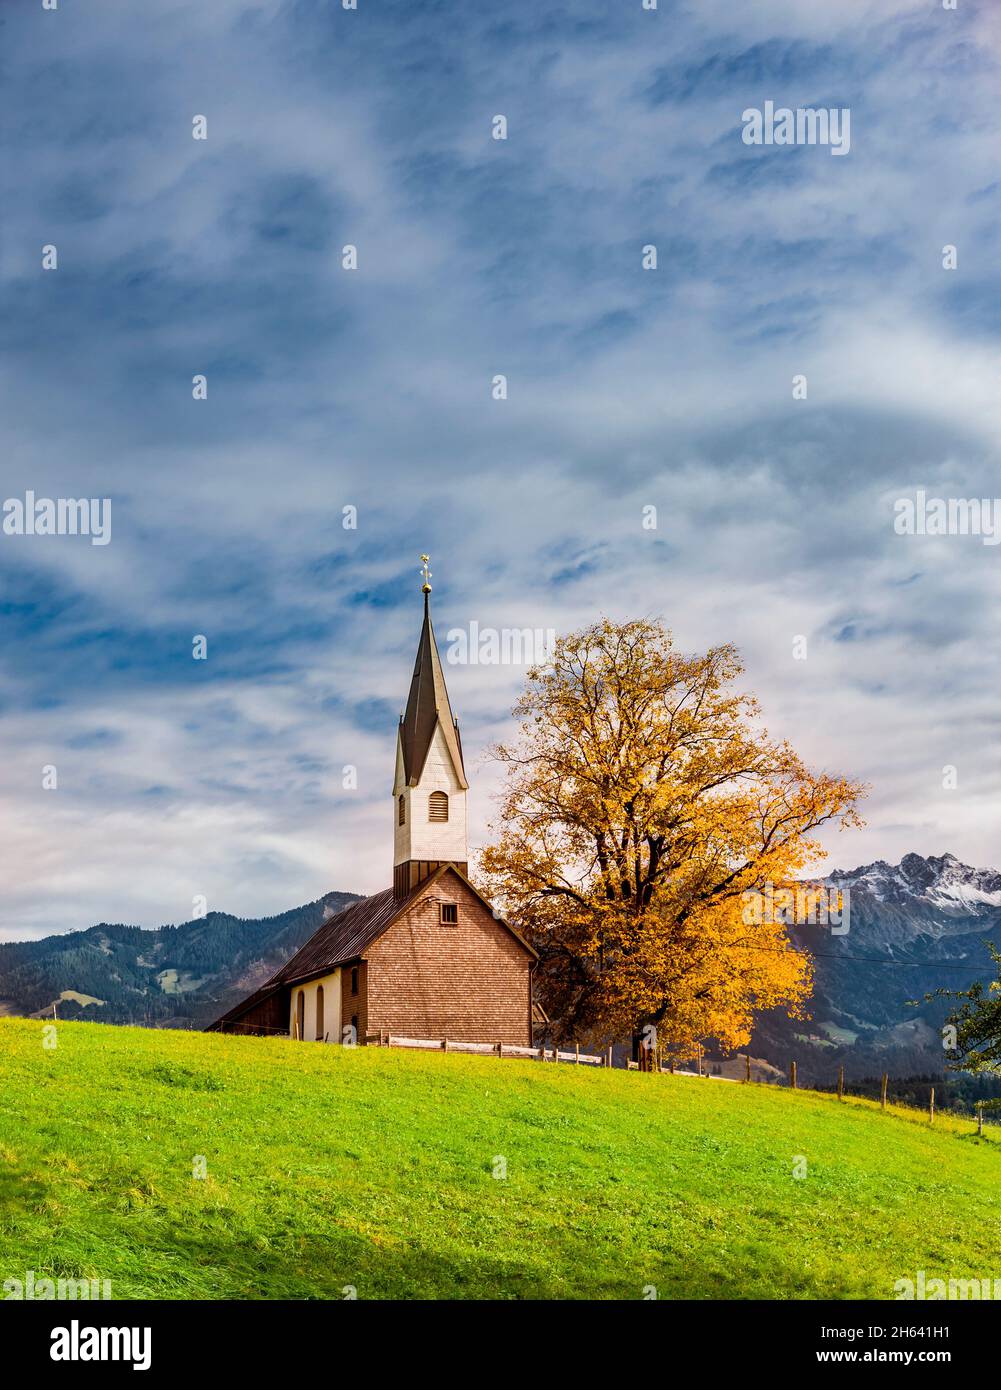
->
<box><xmin>0</xmin><ymin>891</ymin><xmax>359</xmax><ymax>1027</ymax></box>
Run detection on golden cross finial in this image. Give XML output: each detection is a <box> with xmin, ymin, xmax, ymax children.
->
<box><xmin>420</xmin><ymin>554</ymin><xmax>432</xmax><ymax>594</ymax></box>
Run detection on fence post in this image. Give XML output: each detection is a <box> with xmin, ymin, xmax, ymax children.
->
<box><xmin>789</xmin><ymin>1060</ymin><xmax>797</xmax><ymax>1090</ymax></box>
<box><xmin>607</xmin><ymin>1045</ymin><xmax>613</xmax><ymax>1068</ymax></box>
<box><xmin>697</xmin><ymin>1043</ymin><xmax>703</xmax><ymax>1077</ymax></box>
<box><xmin>669</xmin><ymin>1056</ymin><xmax>675</xmax><ymax>1075</ymax></box>
<box><xmin>837</xmin><ymin>1065</ymin><xmax>844</xmax><ymax>1101</ymax></box>
<box><xmin>880</xmin><ymin>1073</ymin><xmax>888</xmax><ymax>1111</ymax></box>
<box><xmin>929</xmin><ymin>1086</ymin><xmax>935</xmax><ymax>1125</ymax></box>
<box><xmin>977</xmin><ymin>1101</ymin><xmax>984</xmax><ymax>1137</ymax></box>
<box><xmin>496</xmin><ymin>1041</ymin><xmax>503</xmax><ymax>1058</ymax></box>
<box><xmin>442</xmin><ymin>1038</ymin><xmax>448</xmax><ymax>1053</ymax></box>
<box><xmin>539</xmin><ymin>1043</ymin><xmax>545</xmax><ymax>1061</ymax></box>
<box><xmin>745</xmin><ymin>1054</ymin><xmax>751</xmax><ymax>1084</ymax></box>
<box><xmin>575</xmin><ymin>1043</ymin><xmax>580</xmax><ymax>1065</ymax></box>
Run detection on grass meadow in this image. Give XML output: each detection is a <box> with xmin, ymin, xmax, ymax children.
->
<box><xmin>0</xmin><ymin>1017</ymin><xmax>997</xmax><ymax>1300</ymax></box>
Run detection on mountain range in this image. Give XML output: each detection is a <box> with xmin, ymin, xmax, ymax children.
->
<box><xmin>1</xmin><ymin>853</ymin><xmax>998</xmax><ymax>1080</ymax></box>
<box><xmin>0</xmin><ymin>891</ymin><xmax>360</xmax><ymax>1030</ymax></box>
<box><xmin>751</xmin><ymin>853</ymin><xmax>1001</xmax><ymax>1082</ymax></box>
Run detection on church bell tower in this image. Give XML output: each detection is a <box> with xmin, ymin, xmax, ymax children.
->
<box><xmin>392</xmin><ymin>556</ymin><xmax>469</xmax><ymax>898</ymax></box>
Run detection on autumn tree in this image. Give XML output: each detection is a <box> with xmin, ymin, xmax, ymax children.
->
<box><xmin>481</xmin><ymin>619</ymin><xmax>865</xmax><ymax>1057</ymax></box>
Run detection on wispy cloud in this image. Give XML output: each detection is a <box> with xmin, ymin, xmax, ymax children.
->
<box><xmin>2</xmin><ymin>0</ymin><xmax>1000</xmax><ymax>939</ymax></box>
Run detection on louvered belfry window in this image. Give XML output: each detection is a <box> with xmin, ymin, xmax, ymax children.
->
<box><xmin>398</xmin><ymin>794</ymin><xmax>406</xmax><ymax>826</ymax></box>
<box><xmin>428</xmin><ymin>790</ymin><xmax>449</xmax><ymax>822</ymax></box>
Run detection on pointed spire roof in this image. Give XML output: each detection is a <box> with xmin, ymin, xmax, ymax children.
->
<box><xmin>400</xmin><ymin>586</ymin><xmax>468</xmax><ymax>789</ymax></box>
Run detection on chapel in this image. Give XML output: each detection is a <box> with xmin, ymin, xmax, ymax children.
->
<box><xmin>210</xmin><ymin>559</ymin><xmax>537</xmax><ymax>1045</ymax></box>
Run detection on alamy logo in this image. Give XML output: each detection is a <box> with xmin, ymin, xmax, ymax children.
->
<box><xmin>49</xmin><ymin>1320</ymin><xmax>151</xmax><ymax>1371</ymax></box>
<box><xmin>894</xmin><ymin>490</ymin><xmax>1001</xmax><ymax>546</ymax></box>
<box><xmin>895</xmin><ymin>1270</ymin><xmax>1001</xmax><ymax>1301</ymax></box>
<box><xmin>741</xmin><ymin>883</ymin><xmax>849</xmax><ymax>935</ymax></box>
<box><xmin>742</xmin><ymin>101</ymin><xmax>851</xmax><ymax>156</ymax></box>
<box><xmin>4</xmin><ymin>1270</ymin><xmax>111</xmax><ymax>1300</ymax></box>
<box><xmin>446</xmin><ymin>622</ymin><xmax>556</xmax><ymax>666</ymax></box>
<box><xmin>2</xmin><ymin>491</ymin><xmax>112</xmax><ymax>545</ymax></box>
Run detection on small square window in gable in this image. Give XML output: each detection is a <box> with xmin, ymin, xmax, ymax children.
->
<box><xmin>439</xmin><ymin>902</ymin><xmax>458</xmax><ymax>925</ymax></box>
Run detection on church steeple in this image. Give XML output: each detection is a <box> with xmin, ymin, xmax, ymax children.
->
<box><xmin>393</xmin><ymin>557</ymin><xmax>469</xmax><ymax>897</ymax></box>
<box><xmin>399</xmin><ymin>566</ymin><xmax>467</xmax><ymax>792</ymax></box>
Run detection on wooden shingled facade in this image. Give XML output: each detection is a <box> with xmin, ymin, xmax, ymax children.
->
<box><xmin>208</xmin><ymin>865</ymin><xmax>536</xmax><ymax>1044</ymax></box>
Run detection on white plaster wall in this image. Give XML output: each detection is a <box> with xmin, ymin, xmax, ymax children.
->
<box><xmin>393</xmin><ymin>722</ymin><xmax>467</xmax><ymax>866</ymax></box>
<box><xmin>289</xmin><ymin>968</ymin><xmax>342</xmax><ymax>1043</ymax></box>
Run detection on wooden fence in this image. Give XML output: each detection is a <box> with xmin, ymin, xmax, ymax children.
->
<box><xmin>376</xmin><ymin>1034</ymin><xmax>605</xmax><ymax>1065</ymax></box>
<box><xmin>373</xmin><ymin>1036</ymin><xmax>997</xmax><ymax>1131</ymax></box>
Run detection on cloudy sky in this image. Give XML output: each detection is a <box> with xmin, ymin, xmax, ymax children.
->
<box><xmin>2</xmin><ymin>0</ymin><xmax>1000</xmax><ymax>942</ymax></box>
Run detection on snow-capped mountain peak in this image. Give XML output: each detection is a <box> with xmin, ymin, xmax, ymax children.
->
<box><xmin>826</xmin><ymin>852</ymin><xmax>1001</xmax><ymax>912</ymax></box>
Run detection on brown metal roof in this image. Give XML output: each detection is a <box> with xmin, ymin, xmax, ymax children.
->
<box><xmin>206</xmin><ymin>890</ymin><xmax>399</xmax><ymax>1029</ymax></box>
<box><xmin>272</xmin><ymin>887</ymin><xmax>399</xmax><ymax>985</ymax></box>
<box><xmin>399</xmin><ymin>593</ymin><xmax>467</xmax><ymax>789</ymax></box>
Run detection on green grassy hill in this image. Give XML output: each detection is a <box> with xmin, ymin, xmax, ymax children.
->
<box><xmin>0</xmin><ymin>1017</ymin><xmax>997</xmax><ymax>1300</ymax></box>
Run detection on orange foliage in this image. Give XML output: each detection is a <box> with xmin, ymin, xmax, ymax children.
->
<box><xmin>480</xmin><ymin>619</ymin><xmax>866</xmax><ymax>1054</ymax></box>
